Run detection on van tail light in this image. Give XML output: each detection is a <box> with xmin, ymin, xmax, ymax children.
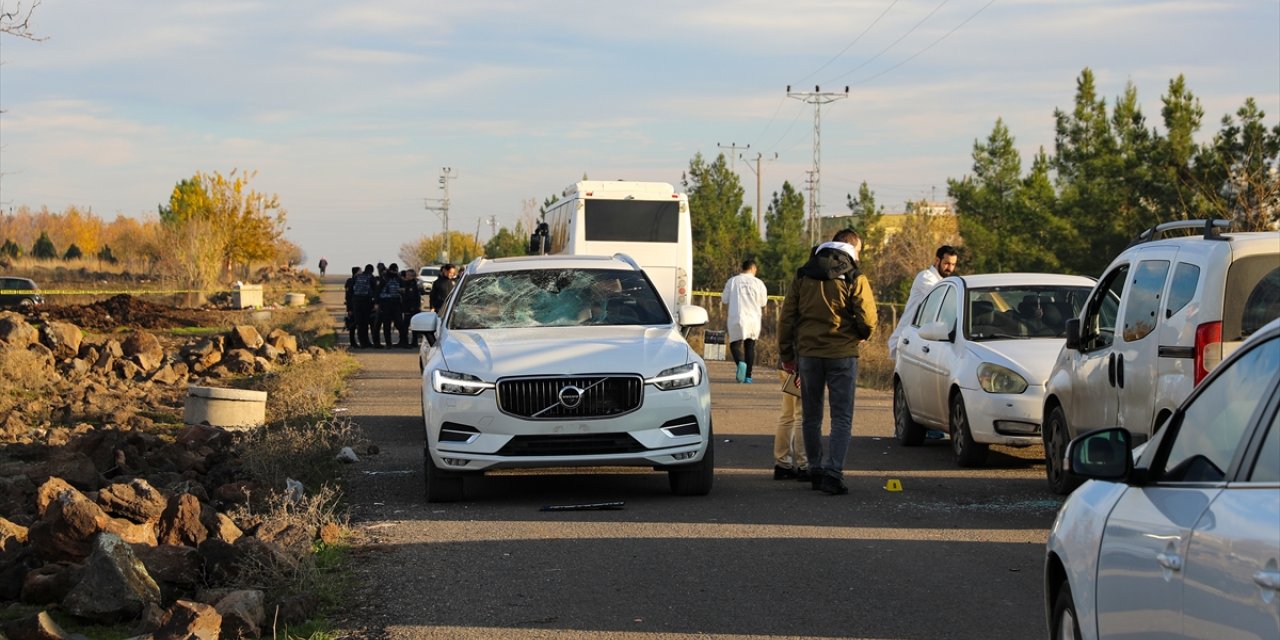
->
<box><xmin>1194</xmin><ymin>321</ymin><xmax>1222</xmax><ymax>385</ymax></box>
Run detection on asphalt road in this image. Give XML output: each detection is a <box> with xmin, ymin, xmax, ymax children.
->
<box><xmin>323</xmin><ymin>279</ymin><xmax>1061</xmax><ymax>640</ymax></box>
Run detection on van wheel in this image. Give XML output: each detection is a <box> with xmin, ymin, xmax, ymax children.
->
<box><xmin>950</xmin><ymin>393</ymin><xmax>988</xmax><ymax>467</ymax></box>
<box><xmin>669</xmin><ymin>429</ymin><xmax>714</xmax><ymax>496</ymax></box>
<box><xmin>424</xmin><ymin>445</ymin><xmax>463</xmax><ymax>502</ymax></box>
<box><xmin>894</xmin><ymin>379</ymin><xmax>926</xmax><ymax>446</ymax></box>
<box><xmin>1051</xmin><ymin>578</ymin><xmax>1083</xmax><ymax>640</ymax></box>
<box><xmin>1045</xmin><ymin>405</ymin><xmax>1083</xmax><ymax>495</ymax></box>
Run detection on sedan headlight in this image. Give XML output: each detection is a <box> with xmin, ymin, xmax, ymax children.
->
<box><xmin>977</xmin><ymin>363</ymin><xmax>1028</xmax><ymax>394</ymax></box>
<box><xmin>431</xmin><ymin>369</ymin><xmax>495</xmax><ymax>396</ymax></box>
<box><xmin>646</xmin><ymin>362</ymin><xmax>702</xmax><ymax>391</ymax></box>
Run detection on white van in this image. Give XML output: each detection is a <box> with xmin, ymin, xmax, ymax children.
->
<box><xmin>1042</xmin><ymin>219</ymin><xmax>1280</xmax><ymax>493</ymax></box>
<box><xmin>534</xmin><ymin>181</ymin><xmax>693</xmax><ymax>317</ymax></box>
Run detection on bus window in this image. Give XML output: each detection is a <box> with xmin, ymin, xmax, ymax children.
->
<box><xmin>584</xmin><ymin>200</ymin><xmax>679</xmax><ymax>242</ymax></box>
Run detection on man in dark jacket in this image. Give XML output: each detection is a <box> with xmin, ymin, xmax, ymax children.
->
<box><xmin>344</xmin><ymin>266</ymin><xmax>360</xmax><ymax>347</ymax></box>
<box><xmin>429</xmin><ymin>263</ymin><xmax>458</xmax><ymax>312</ymax></box>
<box><xmin>777</xmin><ymin>229</ymin><xmax>878</xmax><ymax>495</ymax></box>
<box><xmin>399</xmin><ymin>269</ymin><xmax>423</xmax><ymax>347</ymax></box>
<box><xmin>374</xmin><ymin>263</ymin><xmax>403</xmax><ymax>348</ymax></box>
<box><xmin>350</xmin><ymin>264</ymin><xmax>377</xmax><ymax>348</ymax></box>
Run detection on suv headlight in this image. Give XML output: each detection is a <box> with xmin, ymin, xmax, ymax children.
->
<box><xmin>647</xmin><ymin>362</ymin><xmax>702</xmax><ymax>391</ymax></box>
<box><xmin>431</xmin><ymin>370</ymin><xmax>494</xmax><ymax>396</ymax></box>
<box><xmin>977</xmin><ymin>363</ymin><xmax>1028</xmax><ymax>394</ymax></box>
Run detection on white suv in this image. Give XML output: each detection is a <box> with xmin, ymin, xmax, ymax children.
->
<box><xmin>408</xmin><ymin>253</ymin><xmax>713</xmax><ymax>502</ymax></box>
<box><xmin>1042</xmin><ymin>219</ymin><xmax>1280</xmax><ymax>493</ymax></box>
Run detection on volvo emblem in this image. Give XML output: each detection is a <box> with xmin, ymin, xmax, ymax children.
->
<box><xmin>558</xmin><ymin>385</ymin><xmax>584</xmax><ymax>409</ymax></box>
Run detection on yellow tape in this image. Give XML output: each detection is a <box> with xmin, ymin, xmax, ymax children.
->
<box><xmin>0</xmin><ymin>289</ymin><xmax>234</xmax><ymax>296</ymax></box>
<box><xmin>691</xmin><ymin>290</ymin><xmax>786</xmax><ymax>301</ymax></box>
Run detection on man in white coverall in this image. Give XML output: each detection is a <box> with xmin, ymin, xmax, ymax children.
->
<box><xmin>722</xmin><ymin>259</ymin><xmax>769</xmax><ymax>383</ymax></box>
<box><xmin>887</xmin><ymin>245</ymin><xmax>958</xmax><ymax>361</ymax></box>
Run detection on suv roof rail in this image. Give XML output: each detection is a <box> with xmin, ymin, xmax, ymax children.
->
<box><xmin>1128</xmin><ymin>219</ymin><xmax>1231</xmax><ymax>247</ymax></box>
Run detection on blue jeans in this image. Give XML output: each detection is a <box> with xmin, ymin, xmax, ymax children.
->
<box><xmin>798</xmin><ymin>356</ymin><xmax>858</xmax><ymax>479</ymax></box>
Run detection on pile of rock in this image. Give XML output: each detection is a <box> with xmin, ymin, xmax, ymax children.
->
<box><xmin>0</xmin><ymin>312</ymin><xmax>326</xmax><ymax>442</ymax></box>
<box><xmin>0</xmin><ymin>423</ymin><xmax>339</xmax><ymax>639</ymax></box>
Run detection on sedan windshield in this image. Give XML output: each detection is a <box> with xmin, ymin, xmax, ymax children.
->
<box><xmin>448</xmin><ymin>268</ymin><xmax>671</xmax><ymax>329</ymax></box>
<box><xmin>967</xmin><ymin>285</ymin><xmax>1091</xmax><ymax>340</ymax></box>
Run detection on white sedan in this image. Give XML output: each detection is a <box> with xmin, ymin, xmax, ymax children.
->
<box><xmin>1044</xmin><ymin>318</ymin><xmax>1279</xmax><ymax>639</ymax></box>
<box><xmin>892</xmin><ymin>273</ymin><xmax>1095</xmax><ymax>467</ymax></box>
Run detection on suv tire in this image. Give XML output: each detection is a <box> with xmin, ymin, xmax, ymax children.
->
<box><xmin>1045</xmin><ymin>405</ymin><xmax>1083</xmax><ymax>495</ymax></box>
<box><xmin>668</xmin><ymin>428</ymin><xmax>714</xmax><ymax>496</ymax></box>
<box><xmin>1051</xmin><ymin>578</ymin><xmax>1083</xmax><ymax>640</ymax></box>
<box><xmin>424</xmin><ymin>445</ymin><xmax>464</xmax><ymax>503</ymax></box>
<box><xmin>894</xmin><ymin>379</ymin><xmax>926</xmax><ymax>446</ymax></box>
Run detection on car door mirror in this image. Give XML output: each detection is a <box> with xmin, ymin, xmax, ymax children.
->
<box><xmin>1063</xmin><ymin>318</ymin><xmax>1082</xmax><ymax>350</ymax></box>
<box><xmin>918</xmin><ymin>320</ymin><xmax>952</xmax><ymax>342</ymax></box>
<box><xmin>678</xmin><ymin>305</ymin><xmax>708</xmax><ymax>328</ymax></box>
<box><xmin>1066</xmin><ymin>427</ymin><xmax>1132</xmax><ymax>480</ymax></box>
<box><xmin>409</xmin><ymin>311</ymin><xmax>439</xmax><ymax>333</ymax></box>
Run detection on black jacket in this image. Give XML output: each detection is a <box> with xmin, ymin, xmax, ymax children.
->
<box><xmin>430</xmin><ymin>276</ymin><xmax>455</xmax><ymax>311</ymax></box>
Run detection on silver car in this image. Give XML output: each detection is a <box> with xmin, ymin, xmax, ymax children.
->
<box><xmin>1044</xmin><ymin>318</ymin><xmax>1280</xmax><ymax>639</ymax></box>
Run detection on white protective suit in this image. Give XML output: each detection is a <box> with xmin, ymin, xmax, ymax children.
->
<box><xmin>887</xmin><ymin>265</ymin><xmax>942</xmax><ymax>361</ymax></box>
<box><xmin>722</xmin><ymin>272</ymin><xmax>769</xmax><ymax>342</ymax></box>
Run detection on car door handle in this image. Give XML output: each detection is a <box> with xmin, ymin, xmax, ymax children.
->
<box><xmin>1254</xmin><ymin>570</ymin><xmax>1280</xmax><ymax>591</ymax></box>
<box><xmin>1157</xmin><ymin>552</ymin><xmax>1183</xmax><ymax>572</ymax></box>
<box><xmin>902</xmin><ymin>338</ymin><xmax>910</xmax><ymax>346</ymax></box>
<box><xmin>1107</xmin><ymin>353</ymin><xmax>1116</xmax><ymax>387</ymax></box>
<box><xmin>921</xmin><ymin>345</ymin><xmax>930</xmax><ymax>354</ymax></box>
<box><xmin>1117</xmin><ymin>354</ymin><xmax>1125</xmax><ymax>389</ymax></box>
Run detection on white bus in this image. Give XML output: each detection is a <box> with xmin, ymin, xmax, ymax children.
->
<box><xmin>535</xmin><ymin>180</ymin><xmax>693</xmax><ymax>315</ymax></box>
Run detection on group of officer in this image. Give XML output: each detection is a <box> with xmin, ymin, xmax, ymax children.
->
<box><xmin>343</xmin><ymin>262</ymin><xmax>457</xmax><ymax>349</ymax></box>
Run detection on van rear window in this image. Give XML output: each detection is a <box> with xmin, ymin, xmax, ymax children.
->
<box><xmin>584</xmin><ymin>200</ymin><xmax>679</xmax><ymax>243</ymax></box>
<box><xmin>1225</xmin><ymin>255</ymin><xmax>1280</xmax><ymax>340</ymax></box>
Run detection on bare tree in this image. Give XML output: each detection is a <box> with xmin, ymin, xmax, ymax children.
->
<box><xmin>0</xmin><ymin>1</ymin><xmax>45</xmax><ymax>40</ymax></box>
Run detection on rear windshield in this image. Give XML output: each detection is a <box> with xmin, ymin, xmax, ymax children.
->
<box><xmin>584</xmin><ymin>200</ymin><xmax>679</xmax><ymax>243</ymax></box>
<box><xmin>419</xmin><ymin>268</ymin><xmax>440</xmax><ymax>278</ymax></box>
<box><xmin>1226</xmin><ymin>254</ymin><xmax>1280</xmax><ymax>340</ymax></box>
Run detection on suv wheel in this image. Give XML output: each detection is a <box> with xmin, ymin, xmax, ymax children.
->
<box><xmin>893</xmin><ymin>379</ymin><xmax>926</xmax><ymax>446</ymax></box>
<box><xmin>1045</xmin><ymin>405</ymin><xmax>1082</xmax><ymax>495</ymax></box>
<box><xmin>668</xmin><ymin>428</ymin><xmax>714</xmax><ymax>496</ymax></box>
<box><xmin>424</xmin><ymin>445</ymin><xmax>463</xmax><ymax>502</ymax></box>
<box><xmin>1051</xmin><ymin>578</ymin><xmax>1082</xmax><ymax>640</ymax></box>
<box><xmin>950</xmin><ymin>393</ymin><xmax>988</xmax><ymax>467</ymax></box>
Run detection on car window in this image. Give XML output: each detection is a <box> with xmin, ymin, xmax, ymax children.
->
<box><xmin>1160</xmin><ymin>336</ymin><xmax>1280</xmax><ymax>482</ymax></box>
<box><xmin>1165</xmin><ymin>262</ymin><xmax>1200</xmax><ymax>318</ymax></box>
<box><xmin>913</xmin><ymin>285</ymin><xmax>948</xmax><ymax>328</ymax></box>
<box><xmin>1121</xmin><ymin>260</ymin><xmax>1170</xmax><ymax>342</ymax></box>
<box><xmin>1228</xmin><ymin>260</ymin><xmax>1280</xmax><ymax>340</ymax></box>
<box><xmin>1249</xmin><ymin>416</ymin><xmax>1279</xmax><ymax>483</ymax></box>
<box><xmin>937</xmin><ymin>286</ymin><xmax>957</xmax><ymax>333</ymax></box>
<box><xmin>1081</xmin><ymin>265</ymin><xmax>1129</xmax><ymax>351</ymax></box>
<box><xmin>448</xmin><ymin>268</ymin><xmax>670</xmax><ymax>329</ymax></box>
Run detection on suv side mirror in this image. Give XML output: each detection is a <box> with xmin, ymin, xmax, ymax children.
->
<box><xmin>409</xmin><ymin>311</ymin><xmax>439</xmax><ymax>333</ymax></box>
<box><xmin>1064</xmin><ymin>318</ymin><xmax>1082</xmax><ymax>350</ymax></box>
<box><xmin>1066</xmin><ymin>427</ymin><xmax>1132</xmax><ymax>481</ymax></box>
<box><xmin>677</xmin><ymin>305</ymin><xmax>708</xmax><ymax>328</ymax></box>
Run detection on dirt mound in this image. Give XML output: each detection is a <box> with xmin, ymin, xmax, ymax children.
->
<box><xmin>41</xmin><ymin>294</ymin><xmax>215</xmax><ymax>331</ymax></box>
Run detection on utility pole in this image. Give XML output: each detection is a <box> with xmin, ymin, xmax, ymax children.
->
<box><xmin>787</xmin><ymin>85</ymin><xmax>849</xmax><ymax>246</ymax></box>
<box><xmin>424</xmin><ymin>167</ymin><xmax>456</xmax><ymax>262</ymax></box>
<box><xmin>487</xmin><ymin>215</ymin><xmax>498</xmax><ymax>238</ymax></box>
<box><xmin>717</xmin><ymin>142</ymin><xmax>750</xmax><ymax>174</ymax></box>
<box><xmin>740</xmin><ymin>151</ymin><xmax>778</xmax><ymax>239</ymax></box>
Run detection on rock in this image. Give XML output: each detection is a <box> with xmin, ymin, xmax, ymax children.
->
<box><xmin>121</xmin><ymin>331</ymin><xmax>164</xmax><ymax>373</ymax></box>
<box><xmin>207</xmin><ymin>513</ymin><xmax>243</xmax><ymax>544</ymax></box>
<box><xmin>0</xmin><ymin>544</ymin><xmax>39</xmax><ymax>602</ymax></box>
<box><xmin>255</xmin><ymin>519</ymin><xmax>312</xmax><ymax>557</ymax></box>
<box><xmin>212</xmin><ymin>481</ymin><xmax>251</xmax><ymax>506</ymax></box>
<box><xmin>34</xmin><ymin>478</ymin><xmax>80</xmax><ymax>519</ymax></box>
<box><xmin>132</xmin><ymin>543</ymin><xmax>201</xmax><ymax>588</ymax></box>
<box><xmin>1</xmin><ymin>515</ymin><xmax>29</xmax><ymax>546</ymax></box>
<box><xmin>62</xmin><ymin>532</ymin><xmax>161</xmax><ymax>623</ymax></box>
<box><xmin>258</xmin><ymin>343</ymin><xmax>283</xmax><ymax>362</ymax></box>
<box><xmin>0</xmin><ymin>311</ymin><xmax>38</xmax><ymax>346</ymax></box>
<box><xmin>318</xmin><ymin>522</ymin><xmax>341</xmax><ymax>546</ymax></box>
<box><xmin>116</xmin><ymin>359</ymin><xmax>143</xmax><ymax>381</ymax></box>
<box><xmin>266</xmin><ymin>329</ymin><xmax>298</xmax><ymax>354</ymax></box>
<box><xmin>222</xmin><ymin>350</ymin><xmax>257</xmax><ymax>375</ymax></box>
<box><xmin>214</xmin><ymin>589</ymin><xmax>265</xmax><ymax>640</ymax></box>
<box><xmin>149</xmin><ymin>364</ymin><xmax>183</xmax><ymax>386</ymax></box>
<box><xmin>20</xmin><ymin>561</ymin><xmax>84</xmax><ymax>605</ymax></box>
<box><xmin>174</xmin><ymin>424</ymin><xmax>227</xmax><ymax>449</ymax></box>
<box><xmin>29</xmin><ymin>481</ymin><xmax>155</xmax><ymax>561</ymax></box>
<box><xmin>230</xmin><ymin>325</ymin><xmax>264</xmax><ymax>351</ymax></box>
<box><xmin>154</xmin><ymin>600</ymin><xmax>222</xmax><ymax>640</ymax></box>
<box><xmin>157</xmin><ymin>494</ymin><xmax>207</xmax><ymax>547</ymax></box>
<box><xmin>64</xmin><ymin>358</ymin><xmax>90</xmax><ymax>379</ymax></box>
<box><xmin>0</xmin><ymin>610</ymin><xmax>82</xmax><ymax>640</ymax></box>
<box><xmin>91</xmin><ymin>351</ymin><xmax>115</xmax><ymax>373</ymax></box>
<box><xmin>42</xmin><ymin>452</ymin><xmax>101</xmax><ymax>491</ymax></box>
<box><xmin>196</xmin><ymin>538</ymin><xmax>239</xmax><ymax>586</ymax></box>
<box><xmin>335</xmin><ymin>446</ymin><xmax>359</xmax><ymax>463</ymax></box>
<box><xmin>271</xmin><ymin>591</ymin><xmax>320</xmax><ymax>626</ymax></box>
<box><xmin>41</xmin><ymin>322</ymin><xmax>83</xmax><ymax>360</ymax></box>
<box><xmin>98</xmin><ymin>479</ymin><xmax>168</xmax><ymax>524</ymax></box>
<box><xmin>26</xmin><ymin>342</ymin><xmax>55</xmax><ymax>369</ymax></box>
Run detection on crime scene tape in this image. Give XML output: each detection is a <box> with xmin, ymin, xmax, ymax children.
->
<box><xmin>0</xmin><ymin>288</ymin><xmax>240</xmax><ymax>296</ymax></box>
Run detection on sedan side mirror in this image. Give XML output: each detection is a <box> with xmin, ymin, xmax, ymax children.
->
<box><xmin>1064</xmin><ymin>318</ymin><xmax>1082</xmax><ymax>350</ymax></box>
<box><xmin>677</xmin><ymin>305</ymin><xmax>708</xmax><ymax>328</ymax></box>
<box><xmin>1066</xmin><ymin>427</ymin><xmax>1132</xmax><ymax>481</ymax></box>
<box><xmin>917</xmin><ymin>320</ymin><xmax>953</xmax><ymax>342</ymax></box>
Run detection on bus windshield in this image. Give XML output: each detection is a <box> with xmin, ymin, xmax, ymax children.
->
<box><xmin>584</xmin><ymin>200</ymin><xmax>679</xmax><ymax>243</ymax></box>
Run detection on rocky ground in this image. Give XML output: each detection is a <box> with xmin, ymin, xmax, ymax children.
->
<box><xmin>0</xmin><ymin>296</ymin><xmax>346</xmax><ymax>640</ymax></box>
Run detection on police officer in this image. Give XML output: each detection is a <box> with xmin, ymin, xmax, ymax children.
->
<box><xmin>399</xmin><ymin>269</ymin><xmax>423</xmax><ymax>347</ymax></box>
<box><xmin>344</xmin><ymin>266</ymin><xmax>360</xmax><ymax>347</ymax></box>
<box><xmin>350</xmin><ymin>264</ymin><xmax>376</xmax><ymax>348</ymax></box>
<box><xmin>375</xmin><ymin>262</ymin><xmax>403</xmax><ymax>348</ymax></box>
<box><xmin>430</xmin><ymin>263</ymin><xmax>458</xmax><ymax>312</ymax></box>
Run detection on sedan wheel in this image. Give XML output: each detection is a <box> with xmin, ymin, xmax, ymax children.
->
<box><xmin>1052</xmin><ymin>579</ymin><xmax>1083</xmax><ymax>640</ymax></box>
<box><xmin>949</xmin><ymin>393</ymin><xmax>989</xmax><ymax>467</ymax></box>
<box><xmin>893</xmin><ymin>379</ymin><xmax>926</xmax><ymax>446</ymax></box>
<box><xmin>1044</xmin><ymin>405</ymin><xmax>1082</xmax><ymax>495</ymax></box>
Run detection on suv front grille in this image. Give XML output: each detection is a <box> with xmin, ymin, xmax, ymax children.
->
<box><xmin>497</xmin><ymin>375</ymin><xmax>643</xmax><ymax>419</ymax></box>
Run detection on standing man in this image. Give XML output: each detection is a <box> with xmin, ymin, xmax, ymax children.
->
<box><xmin>351</xmin><ymin>265</ymin><xmax>377</xmax><ymax>348</ymax></box>
<box><xmin>722</xmin><ymin>259</ymin><xmax>769</xmax><ymax>383</ymax></box>
<box><xmin>375</xmin><ymin>262</ymin><xmax>403</xmax><ymax>348</ymax></box>
<box><xmin>318</xmin><ymin>256</ymin><xmax>328</xmax><ymax>277</ymax></box>
<box><xmin>778</xmin><ymin>229</ymin><xmax>877</xmax><ymax>495</ymax></box>
<box><xmin>399</xmin><ymin>269</ymin><xmax>423</xmax><ymax>347</ymax></box>
<box><xmin>344</xmin><ymin>266</ymin><xmax>360</xmax><ymax>347</ymax></box>
<box><xmin>887</xmin><ymin>245</ymin><xmax>957</xmax><ymax>361</ymax></box>
<box><xmin>429</xmin><ymin>263</ymin><xmax>458</xmax><ymax>313</ymax></box>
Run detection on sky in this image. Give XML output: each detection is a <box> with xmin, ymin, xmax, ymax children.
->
<box><xmin>1</xmin><ymin>0</ymin><xmax>1277</xmax><ymax>271</ymax></box>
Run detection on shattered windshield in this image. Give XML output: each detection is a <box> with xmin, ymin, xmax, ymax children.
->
<box><xmin>447</xmin><ymin>268</ymin><xmax>671</xmax><ymax>329</ymax></box>
<box><xmin>966</xmin><ymin>285</ymin><xmax>1091</xmax><ymax>340</ymax></box>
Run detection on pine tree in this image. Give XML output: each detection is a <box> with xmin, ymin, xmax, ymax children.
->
<box><xmin>760</xmin><ymin>181</ymin><xmax>808</xmax><ymax>292</ymax></box>
<box><xmin>31</xmin><ymin>231</ymin><xmax>57</xmax><ymax>260</ymax></box>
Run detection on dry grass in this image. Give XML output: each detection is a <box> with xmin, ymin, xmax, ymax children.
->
<box><xmin>0</xmin><ymin>347</ymin><xmax>54</xmax><ymax>416</ymax></box>
<box><xmin>238</xmin><ymin>417</ymin><xmax>364</xmax><ymax>491</ymax></box>
<box><xmin>258</xmin><ymin>352</ymin><xmax>359</xmax><ymax>425</ymax></box>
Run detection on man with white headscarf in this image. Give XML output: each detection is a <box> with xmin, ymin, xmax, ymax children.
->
<box><xmin>722</xmin><ymin>259</ymin><xmax>769</xmax><ymax>383</ymax></box>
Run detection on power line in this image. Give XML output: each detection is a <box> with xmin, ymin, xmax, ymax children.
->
<box><xmin>797</xmin><ymin>0</ymin><xmax>903</xmax><ymax>83</ymax></box>
<box><xmin>848</xmin><ymin>0</ymin><xmax>998</xmax><ymax>87</ymax></box>
<box><xmin>826</xmin><ymin>0</ymin><xmax>951</xmax><ymax>83</ymax></box>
